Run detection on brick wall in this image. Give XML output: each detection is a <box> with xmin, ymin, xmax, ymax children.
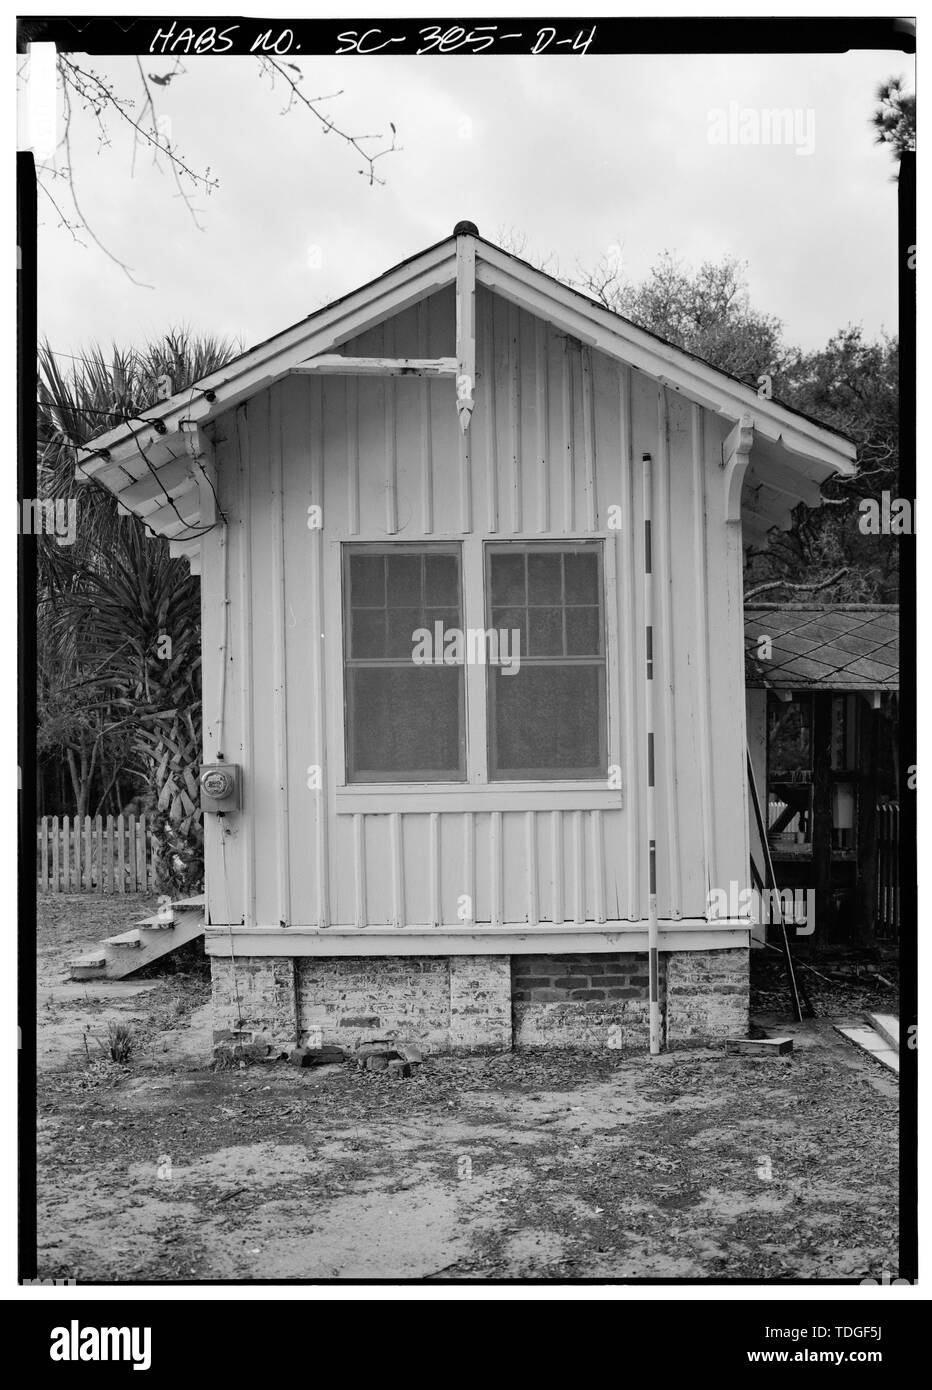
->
<box><xmin>512</xmin><ymin>952</ymin><xmax>664</xmax><ymax>1047</ymax></box>
<box><xmin>297</xmin><ymin>957</ymin><xmax>449</xmax><ymax>1051</ymax></box>
<box><xmin>449</xmin><ymin>957</ymin><xmax>512</xmax><ymax>1050</ymax></box>
<box><xmin>209</xmin><ymin>946</ymin><xmax>749</xmax><ymax>1054</ymax></box>
<box><xmin>211</xmin><ymin>956</ymin><xmax>298</xmax><ymax>1054</ymax></box>
<box><xmin>296</xmin><ymin>955</ymin><xmax>511</xmax><ymax>1052</ymax></box>
<box><xmin>665</xmin><ymin>948</ymin><xmax>749</xmax><ymax>1042</ymax></box>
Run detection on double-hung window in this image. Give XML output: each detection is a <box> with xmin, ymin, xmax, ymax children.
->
<box><xmin>342</xmin><ymin>539</ymin><xmax>607</xmax><ymax>784</ymax></box>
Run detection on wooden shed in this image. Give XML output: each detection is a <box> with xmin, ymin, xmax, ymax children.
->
<box><xmin>77</xmin><ymin>222</ymin><xmax>857</xmax><ymax>1052</ymax></box>
<box><xmin>745</xmin><ymin>604</ymin><xmax>899</xmax><ymax>944</ymax></box>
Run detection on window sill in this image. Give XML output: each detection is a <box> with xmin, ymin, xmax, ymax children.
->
<box><xmin>335</xmin><ymin>782</ymin><xmax>623</xmax><ymax>813</ymax></box>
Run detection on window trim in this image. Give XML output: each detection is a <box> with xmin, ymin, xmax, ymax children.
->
<box><xmin>342</xmin><ymin>541</ymin><xmax>467</xmax><ymax>784</ymax></box>
<box><xmin>484</xmin><ymin>539</ymin><xmax>608</xmax><ymax>782</ymax></box>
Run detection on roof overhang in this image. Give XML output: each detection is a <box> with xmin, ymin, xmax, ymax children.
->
<box><xmin>745</xmin><ymin>604</ymin><xmax>899</xmax><ymax>694</ymax></box>
<box><xmin>73</xmin><ymin>228</ymin><xmax>858</xmax><ymax>561</ymax></box>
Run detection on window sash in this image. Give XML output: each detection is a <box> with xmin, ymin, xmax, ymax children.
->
<box><xmin>485</xmin><ymin>541</ymin><xmax>608</xmax><ymax>780</ymax></box>
<box><xmin>343</xmin><ymin>542</ymin><xmax>466</xmax><ymax>782</ymax></box>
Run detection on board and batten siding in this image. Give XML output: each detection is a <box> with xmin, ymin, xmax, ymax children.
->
<box><xmin>199</xmin><ymin>284</ymin><xmax>748</xmax><ymax>935</ymax></box>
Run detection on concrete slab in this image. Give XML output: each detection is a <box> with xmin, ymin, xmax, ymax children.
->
<box><xmin>836</xmin><ymin>1026</ymin><xmax>899</xmax><ymax>1075</ymax></box>
<box><xmin>37</xmin><ymin>980</ymin><xmax>161</xmax><ymax>1004</ymax></box>
<box><xmin>865</xmin><ymin>1012</ymin><xmax>899</xmax><ymax>1052</ymax></box>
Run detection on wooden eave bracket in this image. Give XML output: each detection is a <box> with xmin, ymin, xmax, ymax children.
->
<box><xmin>180</xmin><ymin>419</ymin><xmax>218</xmax><ymax>528</ymax></box>
<box><xmin>291</xmin><ymin>231</ymin><xmax>478</xmax><ymax>435</ymax></box>
<box><xmin>722</xmin><ymin>414</ymin><xmax>755</xmax><ymax>522</ymax></box>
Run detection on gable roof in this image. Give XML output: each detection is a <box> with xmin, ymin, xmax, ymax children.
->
<box><xmin>72</xmin><ymin>223</ymin><xmax>858</xmax><ymax>557</ymax></box>
<box><xmin>745</xmin><ymin>605</ymin><xmax>899</xmax><ymax>691</ymax></box>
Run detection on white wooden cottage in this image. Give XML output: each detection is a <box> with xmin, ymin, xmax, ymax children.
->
<box><xmin>78</xmin><ymin>222</ymin><xmax>857</xmax><ymax>1053</ymax></box>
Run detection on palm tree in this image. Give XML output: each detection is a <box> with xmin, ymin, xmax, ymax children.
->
<box><xmin>38</xmin><ymin>331</ymin><xmax>237</xmax><ymax>893</ymax></box>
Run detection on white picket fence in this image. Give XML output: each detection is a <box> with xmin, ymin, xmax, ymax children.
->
<box><xmin>37</xmin><ymin>814</ymin><xmax>155</xmax><ymax>893</ymax></box>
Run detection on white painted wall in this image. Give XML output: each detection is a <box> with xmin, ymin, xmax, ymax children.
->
<box><xmin>199</xmin><ymin>284</ymin><xmax>749</xmax><ymax>938</ymax></box>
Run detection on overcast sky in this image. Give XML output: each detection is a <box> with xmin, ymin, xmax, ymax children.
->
<box><xmin>34</xmin><ymin>47</ymin><xmax>911</xmax><ymax>365</ymax></box>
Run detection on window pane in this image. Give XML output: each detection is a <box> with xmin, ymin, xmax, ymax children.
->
<box><xmin>528</xmin><ymin>552</ymin><xmax>562</xmax><ymax>604</ymax></box>
<box><xmin>386</xmin><ymin>553</ymin><xmax>422</xmax><ymax>606</ymax></box>
<box><xmin>564</xmin><ymin>551</ymin><xmax>599</xmax><ymax>605</ymax></box>
<box><xmin>491</xmin><ymin>607</ymin><xmax>527</xmax><ymax>653</ymax></box>
<box><xmin>566</xmin><ymin>606</ymin><xmax>600</xmax><ymax>655</ymax></box>
<box><xmin>350</xmin><ymin>554</ymin><xmax>384</xmax><ymax>607</ymax></box>
<box><xmin>386</xmin><ymin>608</ymin><xmax>423</xmax><ymax>658</ymax></box>
<box><xmin>351</xmin><ymin>610</ymin><xmax>385</xmax><ymax>658</ymax></box>
<box><xmin>425</xmin><ymin>553</ymin><xmax>459</xmax><ymax>606</ymax></box>
<box><xmin>528</xmin><ymin>606</ymin><xmax>563</xmax><ymax>657</ymax></box>
<box><xmin>345</xmin><ymin>544</ymin><xmax>464</xmax><ymax>782</ymax></box>
<box><xmin>424</xmin><ymin>607</ymin><xmax>460</xmax><ymax>642</ymax></box>
<box><xmin>349</xmin><ymin>667</ymin><xmax>463</xmax><ymax>776</ymax></box>
<box><xmin>491</xmin><ymin>665</ymin><xmax>604</xmax><ymax>776</ymax></box>
<box><xmin>490</xmin><ymin>552</ymin><xmax>525</xmax><ymax>605</ymax></box>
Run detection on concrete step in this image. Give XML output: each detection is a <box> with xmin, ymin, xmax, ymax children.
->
<box><xmin>105</xmin><ymin>930</ymin><xmax>143</xmax><ymax>948</ymax></box>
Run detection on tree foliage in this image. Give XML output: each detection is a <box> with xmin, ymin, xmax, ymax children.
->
<box><xmin>578</xmin><ymin>249</ymin><xmax>787</xmax><ymax>385</ymax></box>
<box><xmin>575</xmin><ymin>245</ymin><xmax>898</xmax><ymax>604</ymax></box>
<box><xmin>871</xmin><ymin>76</ymin><xmax>916</xmax><ymax>160</ymax></box>
<box><xmin>37</xmin><ymin>331</ymin><xmax>237</xmax><ymax>890</ymax></box>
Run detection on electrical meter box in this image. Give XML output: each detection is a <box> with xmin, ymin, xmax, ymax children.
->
<box><xmin>199</xmin><ymin>763</ymin><xmax>241</xmax><ymax>813</ymax></box>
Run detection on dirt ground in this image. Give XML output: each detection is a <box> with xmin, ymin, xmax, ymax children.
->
<box><xmin>34</xmin><ymin>894</ymin><xmax>899</xmax><ymax>1282</ymax></box>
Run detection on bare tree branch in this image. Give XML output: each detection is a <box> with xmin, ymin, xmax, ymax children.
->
<box><xmin>257</xmin><ymin>57</ymin><xmax>400</xmax><ymax>185</ymax></box>
<box><xmin>55</xmin><ymin>76</ymin><xmax>154</xmax><ymax>288</ymax></box>
<box><xmin>745</xmin><ymin>568</ymin><xmax>850</xmax><ymax>601</ymax></box>
<box><xmin>32</xmin><ymin>54</ymin><xmax>400</xmax><ymax>281</ymax></box>
<box><xmin>132</xmin><ymin>56</ymin><xmax>207</xmax><ymax>231</ymax></box>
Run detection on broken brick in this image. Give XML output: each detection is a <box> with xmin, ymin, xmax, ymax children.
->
<box><xmin>290</xmin><ymin>1045</ymin><xmax>346</xmax><ymax>1068</ymax></box>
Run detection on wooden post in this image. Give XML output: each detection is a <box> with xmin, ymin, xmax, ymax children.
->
<box><xmin>50</xmin><ymin>815</ymin><xmax>59</xmax><ymax>894</ymax></box>
<box><xmin>84</xmin><ymin>816</ymin><xmax>92</xmax><ymax>891</ymax></box>
<box><xmin>857</xmin><ymin>701</ymin><xmax>879</xmax><ymax>939</ymax></box>
<box><xmin>94</xmin><ymin>816</ymin><xmax>103</xmax><ymax>893</ymax></box>
<box><xmin>127</xmin><ymin>814</ymin><xmax>137</xmax><ymax>892</ymax></box>
<box><xmin>893</xmin><ymin>802</ymin><xmax>900</xmax><ymax>935</ymax></box>
<box><xmin>812</xmin><ymin>693</ymin><xmax>833</xmax><ymax>944</ymax></box>
<box><xmin>106</xmin><ymin>815</ymin><xmax>115</xmax><ymax>893</ymax></box>
<box><xmin>137</xmin><ymin>814</ymin><xmax>147</xmax><ymax>891</ymax></box>
<box><xmin>117</xmin><ymin>814</ymin><xmax>126</xmax><ymax>893</ymax></box>
<box><xmin>74</xmin><ymin>812</ymin><xmax>82</xmax><ymax>890</ymax></box>
<box><xmin>39</xmin><ymin>817</ymin><xmax>48</xmax><ymax>892</ymax></box>
<box><xmin>62</xmin><ymin>815</ymin><xmax>71</xmax><ymax>891</ymax></box>
<box><xmin>455</xmin><ymin>230</ymin><xmax>476</xmax><ymax>433</ymax></box>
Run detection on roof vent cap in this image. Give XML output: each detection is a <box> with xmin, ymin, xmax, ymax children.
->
<box><xmin>453</xmin><ymin>220</ymin><xmax>479</xmax><ymax>238</ymax></box>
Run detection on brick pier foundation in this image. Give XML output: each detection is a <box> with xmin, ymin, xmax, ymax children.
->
<box><xmin>209</xmin><ymin>947</ymin><xmax>749</xmax><ymax>1053</ymax></box>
